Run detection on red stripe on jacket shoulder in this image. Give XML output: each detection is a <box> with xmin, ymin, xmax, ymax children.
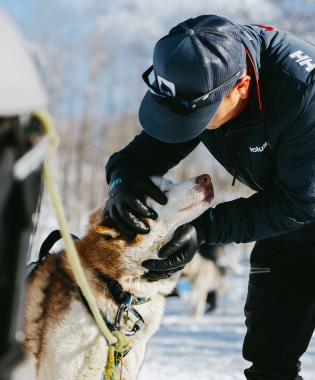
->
<box><xmin>251</xmin><ymin>24</ymin><xmax>274</xmax><ymax>31</ymax></box>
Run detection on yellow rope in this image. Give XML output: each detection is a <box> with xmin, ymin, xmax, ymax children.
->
<box><xmin>34</xmin><ymin>110</ymin><xmax>131</xmax><ymax>376</ymax></box>
<box><xmin>120</xmin><ymin>352</ymin><xmax>123</xmax><ymax>380</ymax></box>
<box><xmin>104</xmin><ymin>345</ymin><xmax>116</xmax><ymax>380</ymax></box>
<box><xmin>104</xmin><ymin>331</ymin><xmax>129</xmax><ymax>380</ymax></box>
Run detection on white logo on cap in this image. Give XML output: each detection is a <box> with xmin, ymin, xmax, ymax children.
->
<box><xmin>157</xmin><ymin>76</ymin><xmax>176</xmax><ymax>97</ymax></box>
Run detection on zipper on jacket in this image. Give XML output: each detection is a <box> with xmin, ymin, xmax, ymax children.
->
<box><xmin>223</xmin><ymin>129</ymin><xmax>251</xmax><ymax>189</ymax></box>
<box><xmin>221</xmin><ymin>125</ymin><xmax>264</xmax><ymax>191</ymax></box>
<box><xmin>244</xmin><ymin>162</ymin><xmax>264</xmax><ymax>191</ymax></box>
<box><xmin>221</xmin><ymin>124</ymin><xmax>240</xmax><ymax>187</ymax></box>
<box><xmin>236</xmin><ymin>141</ymin><xmax>264</xmax><ymax>191</ymax></box>
<box><xmin>232</xmin><ymin>174</ymin><xmax>236</xmax><ymax>186</ymax></box>
<box><xmin>244</xmin><ymin>161</ymin><xmax>264</xmax><ymax>191</ymax></box>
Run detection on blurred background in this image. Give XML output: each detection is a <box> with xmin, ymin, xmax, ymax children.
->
<box><xmin>1</xmin><ymin>0</ymin><xmax>315</xmax><ymax>239</ymax></box>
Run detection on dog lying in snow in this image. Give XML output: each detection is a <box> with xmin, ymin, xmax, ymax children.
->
<box><xmin>23</xmin><ymin>174</ymin><xmax>214</xmax><ymax>380</ymax></box>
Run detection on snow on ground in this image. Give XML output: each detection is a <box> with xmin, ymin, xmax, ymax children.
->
<box><xmin>138</xmin><ymin>263</ymin><xmax>315</xmax><ymax>380</ymax></box>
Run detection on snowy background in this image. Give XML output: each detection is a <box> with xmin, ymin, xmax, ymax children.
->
<box><xmin>137</xmin><ymin>268</ymin><xmax>315</xmax><ymax>379</ymax></box>
<box><xmin>2</xmin><ymin>0</ymin><xmax>315</xmax><ymax>378</ymax></box>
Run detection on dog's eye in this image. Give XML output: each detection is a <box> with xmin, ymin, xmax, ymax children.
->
<box><xmin>103</xmin><ymin>235</ymin><xmax>112</xmax><ymax>241</ymax></box>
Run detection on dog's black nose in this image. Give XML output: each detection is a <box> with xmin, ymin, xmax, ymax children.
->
<box><xmin>195</xmin><ymin>174</ymin><xmax>211</xmax><ymax>189</ymax></box>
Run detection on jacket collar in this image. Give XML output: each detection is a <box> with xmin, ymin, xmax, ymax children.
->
<box><xmin>228</xmin><ymin>47</ymin><xmax>264</xmax><ymax>131</ymax></box>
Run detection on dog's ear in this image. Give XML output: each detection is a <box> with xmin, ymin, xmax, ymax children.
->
<box><xmin>94</xmin><ymin>225</ymin><xmax>120</xmax><ymax>238</ymax></box>
<box><xmin>94</xmin><ymin>215</ymin><xmax>121</xmax><ymax>238</ymax></box>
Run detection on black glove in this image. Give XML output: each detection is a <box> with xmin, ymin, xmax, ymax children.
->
<box><xmin>103</xmin><ymin>163</ymin><xmax>168</xmax><ymax>236</ymax></box>
<box><xmin>142</xmin><ymin>215</ymin><xmax>208</xmax><ymax>281</ymax></box>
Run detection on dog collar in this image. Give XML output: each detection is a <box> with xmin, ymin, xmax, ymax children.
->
<box><xmin>98</xmin><ymin>273</ymin><xmax>150</xmax><ymax>307</ymax></box>
<box><xmin>92</xmin><ymin>272</ymin><xmax>150</xmax><ymax>337</ymax></box>
<box><xmin>79</xmin><ymin>272</ymin><xmax>150</xmax><ymax>337</ymax></box>
<box><xmin>78</xmin><ymin>283</ymin><xmax>146</xmax><ymax>337</ymax></box>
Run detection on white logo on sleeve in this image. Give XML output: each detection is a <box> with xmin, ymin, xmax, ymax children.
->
<box><xmin>157</xmin><ymin>76</ymin><xmax>176</xmax><ymax>97</ymax></box>
<box><xmin>249</xmin><ymin>142</ymin><xmax>268</xmax><ymax>153</ymax></box>
<box><xmin>289</xmin><ymin>50</ymin><xmax>315</xmax><ymax>72</ymax></box>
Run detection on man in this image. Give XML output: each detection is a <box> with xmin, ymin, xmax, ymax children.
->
<box><xmin>104</xmin><ymin>15</ymin><xmax>315</xmax><ymax>379</ymax></box>
<box><xmin>0</xmin><ymin>7</ymin><xmax>47</xmax><ymax>379</ymax></box>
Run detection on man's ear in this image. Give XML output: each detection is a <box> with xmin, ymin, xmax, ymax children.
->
<box><xmin>236</xmin><ymin>75</ymin><xmax>251</xmax><ymax>99</ymax></box>
<box><xmin>94</xmin><ymin>215</ymin><xmax>121</xmax><ymax>238</ymax></box>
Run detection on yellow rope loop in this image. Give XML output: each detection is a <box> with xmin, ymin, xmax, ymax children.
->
<box><xmin>104</xmin><ymin>332</ymin><xmax>130</xmax><ymax>380</ymax></box>
<box><xmin>111</xmin><ymin>331</ymin><xmax>130</xmax><ymax>352</ymax></box>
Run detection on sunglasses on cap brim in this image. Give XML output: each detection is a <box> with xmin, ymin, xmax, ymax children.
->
<box><xmin>142</xmin><ymin>65</ymin><xmax>241</xmax><ymax>113</ymax></box>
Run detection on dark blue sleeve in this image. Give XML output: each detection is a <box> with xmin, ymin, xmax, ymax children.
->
<box><xmin>106</xmin><ymin>130</ymin><xmax>200</xmax><ymax>183</ymax></box>
<box><xmin>205</xmin><ymin>91</ymin><xmax>315</xmax><ymax>244</ymax></box>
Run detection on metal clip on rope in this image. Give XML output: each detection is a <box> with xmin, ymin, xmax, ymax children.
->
<box><xmin>114</xmin><ymin>297</ymin><xmax>145</xmax><ymax>336</ymax></box>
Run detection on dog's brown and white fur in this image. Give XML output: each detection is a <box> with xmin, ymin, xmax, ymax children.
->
<box><xmin>24</xmin><ymin>175</ymin><xmax>214</xmax><ymax>380</ymax></box>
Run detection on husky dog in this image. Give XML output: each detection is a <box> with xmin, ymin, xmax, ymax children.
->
<box><xmin>24</xmin><ymin>175</ymin><xmax>214</xmax><ymax>380</ymax></box>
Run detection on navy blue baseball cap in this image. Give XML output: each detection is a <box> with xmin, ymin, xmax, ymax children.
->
<box><xmin>139</xmin><ymin>15</ymin><xmax>246</xmax><ymax>143</ymax></box>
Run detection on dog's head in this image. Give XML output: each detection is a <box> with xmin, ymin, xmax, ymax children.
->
<box><xmin>81</xmin><ymin>174</ymin><xmax>214</xmax><ymax>297</ymax></box>
<box><xmin>147</xmin><ymin>174</ymin><xmax>214</xmax><ymax>232</ymax></box>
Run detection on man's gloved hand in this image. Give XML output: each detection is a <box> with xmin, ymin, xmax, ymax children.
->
<box><xmin>142</xmin><ymin>218</ymin><xmax>208</xmax><ymax>281</ymax></box>
<box><xmin>103</xmin><ymin>163</ymin><xmax>168</xmax><ymax>236</ymax></box>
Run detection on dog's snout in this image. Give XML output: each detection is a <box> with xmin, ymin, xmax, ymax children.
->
<box><xmin>195</xmin><ymin>174</ymin><xmax>211</xmax><ymax>189</ymax></box>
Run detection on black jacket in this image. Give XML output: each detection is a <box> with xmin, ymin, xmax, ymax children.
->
<box><xmin>106</xmin><ymin>25</ymin><xmax>315</xmax><ymax>245</ymax></box>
